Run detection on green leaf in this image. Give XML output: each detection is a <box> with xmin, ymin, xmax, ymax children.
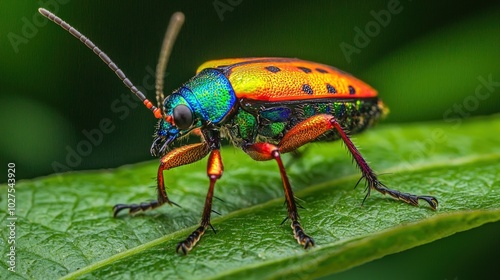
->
<box><xmin>1</xmin><ymin>115</ymin><xmax>500</xmax><ymax>279</ymax></box>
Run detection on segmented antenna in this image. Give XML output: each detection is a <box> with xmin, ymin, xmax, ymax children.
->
<box><xmin>156</xmin><ymin>12</ymin><xmax>185</xmax><ymax>116</ymax></box>
<box><xmin>38</xmin><ymin>8</ymin><xmax>163</xmax><ymax>119</ymax></box>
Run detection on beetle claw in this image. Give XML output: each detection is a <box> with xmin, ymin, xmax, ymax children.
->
<box><xmin>291</xmin><ymin>221</ymin><xmax>315</xmax><ymax>249</ymax></box>
<box><xmin>176</xmin><ymin>226</ymin><xmax>206</xmax><ymax>255</ymax></box>
<box><xmin>363</xmin><ymin>177</ymin><xmax>439</xmax><ymax>210</ymax></box>
<box><xmin>112</xmin><ymin>199</ymin><xmax>176</xmax><ymax>217</ymax></box>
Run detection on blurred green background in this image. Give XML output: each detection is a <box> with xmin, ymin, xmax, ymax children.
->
<box><xmin>1</xmin><ymin>0</ymin><xmax>499</xmax><ymax>279</ymax></box>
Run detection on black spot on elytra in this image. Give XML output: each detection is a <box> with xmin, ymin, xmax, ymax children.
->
<box><xmin>316</xmin><ymin>68</ymin><xmax>328</xmax><ymax>73</ymax></box>
<box><xmin>348</xmin><ymin>85</ymin><xmax>356</xmax><ymax>95</ymax></box>
<box><xmin>265</xmin><ymin>66</ymin><xmax>280</xmax><ymax>73</ymax></box>
<box><xmin>297</xmin><ymin>66</ymin><xmax>312</xmax><ymax>73</ymax></box>
<box><xmin>326</xmin><ymin>83</ymin><xmax>336</xmax><ymax>94</ymax></box>
<box><xmin>302</xmin><ymin>84</ymin><xmax>313</xmax><ymax>95</ymax></box>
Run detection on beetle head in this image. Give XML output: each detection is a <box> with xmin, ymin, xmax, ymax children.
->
<box><xmin>150</xmin><ymin>92</ymin><xmax>201</xmax><ymax>156</ymax></box>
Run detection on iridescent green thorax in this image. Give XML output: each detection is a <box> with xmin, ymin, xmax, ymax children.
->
<box><xmin>179</xmin><ymin>68</ymin><xmax>236</xmax><ymax>124</ymax></box>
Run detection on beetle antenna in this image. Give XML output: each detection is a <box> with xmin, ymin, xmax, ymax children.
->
<box><xmin>156</xmin><ymin>12</ymin><xmax>185</xmax><ymax>116</ymax></box>
<box><xmin>38</xmin><ymin>8</ymin><xmax>162</xmax><ymax>119</ymax></box>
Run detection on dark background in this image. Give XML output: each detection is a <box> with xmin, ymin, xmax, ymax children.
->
<box><xmin>1</xmin><ymin>0</ymin><xmax>499</xmax><ymax>279</ymax></box>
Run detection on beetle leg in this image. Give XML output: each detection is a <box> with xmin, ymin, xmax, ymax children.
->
<box><xmin>245</xmin><ymin>142</ymin><xmax>315</xmax><ymax>249</ymax></box>
<box><xmin>113</xmin><ymin>142</ymin><xmax>210</xmax><ymax>217</ymax></box>
<box><xmin>279</xmin><ymin>114</ymin><xmax>438</xmax><ymax>209</ymax></box>
<box><xmin>176</xmin><ymin>149</ymin><xmax>223</xmax><ymax>254</ymax></box>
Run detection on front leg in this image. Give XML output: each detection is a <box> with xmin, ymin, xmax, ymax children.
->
<box><xmin>113</xmin><ymin>142</ymin><xmax>210</xmax><ymax>216</ymax></box>
<box><xmin>176</xmin><ymin>149</ymin><xmax>223</xmax><ymax>254</ymax></box>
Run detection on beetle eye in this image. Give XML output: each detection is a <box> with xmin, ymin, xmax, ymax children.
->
<box><xmin>172</xmin><ymin>104</ymin><xmax>193</xmax><ymax>130</ymax></box>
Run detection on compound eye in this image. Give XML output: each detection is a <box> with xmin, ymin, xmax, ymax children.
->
<box><xmin>172</xmin><ymin>104</ymin><xmax>193</xmax><ymax>130</ymax></box>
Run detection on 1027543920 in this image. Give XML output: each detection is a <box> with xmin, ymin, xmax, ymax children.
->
<box><xmin>39</xmin><ymin>8</ymin><xmax>438</xmax><ymax>255</ymax></box>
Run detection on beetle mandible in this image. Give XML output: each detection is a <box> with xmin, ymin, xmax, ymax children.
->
<box><xmin>39</xmin><ymin>8</ymin><xmax>438</xmax><ymax>254</ymax></box>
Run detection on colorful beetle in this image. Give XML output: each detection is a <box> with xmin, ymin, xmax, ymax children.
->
<box><xmin>40</xmin><ymin>9</ymin><xmax>438</xmax><ymax>254</ymax></box>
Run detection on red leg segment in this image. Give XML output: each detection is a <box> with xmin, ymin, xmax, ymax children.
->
<box><xmin>330</xmin><ymin>119</ymin><xmax>439</xmax><ymax>208</ymax></box>
<box><xmin>113</xmin><ymin>142</ymin><xmax>210</xmax><ymax>216</ymax></box>
<box><xmin>176</xmin><ymin>149</ymin><xmax>224</xmax><ymax>254</ymax></box>
<box><xmin>280</xmin><ymin>114</ymin><xmax>437</xmax><ymax>209</ymax></box>
<box><xmin>245</xmin><ymin>114</ymin><xmax>438</xmax><ymax>249</ymax></box>
<box><xmin>246</xmin><ymin>142</ymin><xmax>315</xmax><ymax>248</ymax></box>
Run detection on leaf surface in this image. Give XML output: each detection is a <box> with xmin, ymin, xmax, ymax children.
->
<box><xmin>1</xmin><ymin>115</ymin><xmax>499</xmax><ymax>279</ymax></box>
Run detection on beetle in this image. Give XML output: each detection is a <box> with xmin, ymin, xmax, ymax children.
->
<box><xmin>40</xmin><ymin>8</ymin><xmax>438</xmax><ymax>254</ymax></box>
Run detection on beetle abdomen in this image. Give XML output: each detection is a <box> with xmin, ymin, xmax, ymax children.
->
<box><xmin>227</xmin><ymin>98</ymin><xmax>385</xmax><ymax>147</ymax></box>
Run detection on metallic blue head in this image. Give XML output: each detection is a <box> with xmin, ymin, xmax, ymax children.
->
<box><xmin>151</xmin><ymin>68</ymin><xmax>236</xmax><ymax>156</ymax></box>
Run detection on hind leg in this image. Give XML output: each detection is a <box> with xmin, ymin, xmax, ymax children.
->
<box><xmin>245</xmin><ymin>114</ymin><xmax>438</xmax><ymax>248</ymax></box>
<box><xmin>280</xmin><ymin>114</ymin><xmax>438</xmax><ymax>209</ymax></box>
